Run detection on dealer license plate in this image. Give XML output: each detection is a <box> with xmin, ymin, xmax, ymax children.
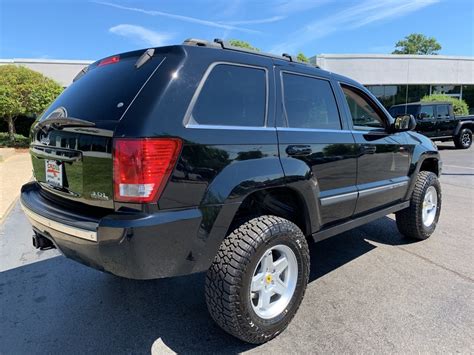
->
<box><xmin>45</xmin><ymin>160</ymin><xmax>63</xmax><ymax>187</ymax></box>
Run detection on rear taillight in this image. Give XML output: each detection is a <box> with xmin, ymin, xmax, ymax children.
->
<box><xmin>113</xmin><ymin>138</ymin><xmax>182</xmax><ymax>203</ymax></box>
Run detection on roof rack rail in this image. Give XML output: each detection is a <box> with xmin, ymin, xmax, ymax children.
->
<box><xmin>182</xmin><ymin>38</ymin><xmax>221</xmax><ymax>48</ymax></box>
<box><xmin>281</xmin><ymin>53</ymin><xmax>295</xmax><ymax>62</ymax></box>
<box><xmin>182</xmin><ymin>38</ymin><xmax>318</xmax><ymax>67</ymax></box>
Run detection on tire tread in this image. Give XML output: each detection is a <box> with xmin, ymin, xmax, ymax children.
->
<box><xmin>205</xmin><ymin>215</ymin><xmax>309</xmax><ymax>344</ymax></box>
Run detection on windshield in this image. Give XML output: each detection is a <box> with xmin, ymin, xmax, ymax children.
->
<box><xmin>389</xmin><ymin>105</ymin><xmax>419</xmax><ymax>118</ymax></box>
<box><xmin>40</xmin><ymin>52</ymin><xmax>164</xmax><ymax>122</ymax></box>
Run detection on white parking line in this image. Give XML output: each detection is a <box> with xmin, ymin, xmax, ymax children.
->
<box><xmin>443</xmin><ymin>164</ymin><xmax>474</xmax><ymax>170</ymax></box>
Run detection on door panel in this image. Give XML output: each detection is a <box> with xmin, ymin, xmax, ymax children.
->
<box><xmin>278</xmin><ymin>130</ymin><xmax>358</xmax><ymax>225</ymax></box>
<box><xmin>340</xmin><ymin>84</ymin><xmax>411</xmax><ymax>214</ymax></box>
<box><xmin>416</xmin><ymin>105</ymin><xmax>438</xmax><ymax>137</ymax></box>
<box><xmin>436</xmin><ymin>104</ymin><xmax>456</xmax><ymax>136</ymax></box>
<box><xmin>275</xmin><ymin>68</ymin><xmax>358</xmax><ymax>226</ymax></box>
<box><xmin>352</xmin><ymin>131</ymin><xmax>411</xmax><ymax>213</ymax></box>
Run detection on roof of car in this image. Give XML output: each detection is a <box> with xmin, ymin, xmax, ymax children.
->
<box><xmin>180</xmin><ymin>38</ymin><xmax>363</xmax><ymax>88</ymax></box>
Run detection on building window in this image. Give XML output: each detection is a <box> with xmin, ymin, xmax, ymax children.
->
<box><xmin>366</xmin><ymin>85</ymin><xmax>407</xmax><ymax>109</ymax></box>
<box><xmin>432</xmin><ymin>85</ymin><xmax>461</xmax><ymax>95</ymax></box>
<box><xmin>462</xmin><ymin>85</ymin><xmax>474</xmax><ymax>114</ymax></box>
<box><xmin>407</xmin><ymin>85</ymin><xmax>430</xmax><ymax>103</ymax></box>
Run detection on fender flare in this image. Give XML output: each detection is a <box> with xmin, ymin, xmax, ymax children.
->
<box><xmin>189</xmin><ymin>157</ymin><xmax>319</xmax><ymax>273</ymax></box>
<box><xmin>404</xmin><ymin>150</ymin><xmax>441</xmax><ymax>200</ymax></box>
<box><xmin>454</xmin><ymin>120</ymin><xmax>473</xmax><ymax>136</ymax></box>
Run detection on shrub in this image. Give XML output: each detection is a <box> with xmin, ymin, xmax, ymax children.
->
<box><xmin>0</xmin><ymin>132</ymin><xmax>30</xmax><ymax>148</ymax></box>
<box><xmin>421</xmin><ymin>94</ymin><xmax>469</xmax><ymax>116</ymax></box>
<box><xmin>0</xmin><ymin>65</ymin><xmax>63</xmax><ymax>142</ymax></box>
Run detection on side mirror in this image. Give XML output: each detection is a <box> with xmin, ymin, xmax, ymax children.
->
<box><xmin>392</xmin><ymin>114</ymin><xmax>416</xmax><ymax>132</ymax></box>
<box><xmin>418</xmin><ymin>112</ymin><xmax>428</xmax><ymax>119</ymax></box>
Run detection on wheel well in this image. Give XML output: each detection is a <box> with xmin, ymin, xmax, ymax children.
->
<box><xmin>227</xmin><ymin>187</ymin><xmax>310</xmax><ymax>237</ymax></box>
<box><xmin>420</xmin><ymin>158</ymin><xmax>439</xmax><ymax>176</ymax></box>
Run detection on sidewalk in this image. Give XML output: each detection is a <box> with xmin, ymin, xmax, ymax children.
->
<box><xmin>0</xmin><ymin>150</ymin><xmax>32</xmax><ymax>222</ymax></box>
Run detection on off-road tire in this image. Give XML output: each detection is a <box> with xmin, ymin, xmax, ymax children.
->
<box><xmin>454</xmin><ymin>128</ymin><xmax>472</xmax><ymax>149</ymax></box>
<box><xmin>205</xmin><ymin>215</ymin><xmax>310</xmax><ymax>344</ymax></box>
<box><xmin>396</xmin><ymin>171</ymin><xmax>441</xmax><ymax>240</ymax></box>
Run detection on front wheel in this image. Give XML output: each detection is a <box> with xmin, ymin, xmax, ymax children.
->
<box><xmin>454</xmin><ymin>128</ymin><xmax>472</xmax><ymax>149</ymax></box>
<box><xmin>396</xmin><ymin>171</ymin><xmax>441</xmax><ymax>240</ymax></box>
<box><xmin>205</xmin><ymin>215</ymin><xmax>309</xmax><ymax>344</ymax></box>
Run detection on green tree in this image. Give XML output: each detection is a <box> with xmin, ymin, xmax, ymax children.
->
<box><xmin>229</xmin><ymin>40</ymin><xmax>260</xmax><ymax>52</ymax></box>
<box><xmin>297</xmin><ymin>52</ymin><xmax>309</xmax><ymax>63</ymax></box>
<box><xmin>421</xmin><ymin>94</ymin><xmax>469</xmax><ymax>116</ymax></box>
<box><xmin>0</xmin><ymin>65</ymin><xmax>62</xmax><ymax>142</ymax></box>
<box><xmin>392</xmin><ymin>33</ymin><xmax>441</xmax><ymax>55</ymax></box>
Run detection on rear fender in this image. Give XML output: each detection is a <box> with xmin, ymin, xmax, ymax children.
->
<box><xmin>190</xmin><ymin>157</ymin><xmax>319</xmax><ymax>272</ymax></box>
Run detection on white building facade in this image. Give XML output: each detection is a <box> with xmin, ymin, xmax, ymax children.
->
<box><xmin>311</xmin><ymin>54</ymin><xmax>474</xmax><ymax>113</ymax></box>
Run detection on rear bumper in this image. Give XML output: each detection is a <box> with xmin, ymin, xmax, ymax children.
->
<box><xmin>20</xmin><ymin>182</ymin><xmax>203</xmax><ymax>279</ymax></box>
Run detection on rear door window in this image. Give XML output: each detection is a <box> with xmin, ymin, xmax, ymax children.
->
<box><xmin>436</xmin><ymin>105</ymin><xmax>449</xmax><ymax>118</ymax></box>
<box><xmin>190</xmin><ymin>64</ymin><xmax>266</xmax><ymax>127</ymax></box>
<box><xmin>420</xmin><ymin>105</ymin><xmax>434</xmax><ymax>119</ymax></box>
<box><xmin>282</xmin><ymin>73</ymin><xmax>341</xmax><ymax>130</ymax></box>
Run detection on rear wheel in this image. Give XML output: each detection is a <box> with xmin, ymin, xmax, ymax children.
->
<box><xmin>396</xmin><ymin>171</ymin><xmax>441</xmax><ymax>240</ymax></box>
<box><xmin>454</xmin><ymin>128</ymin><xmax>472</xmax><ymax>149</ymax></box>
<box><xmin>205</xmin><ymin>215</ymin><xmax>309</xmax><ymax>344</ymax></box>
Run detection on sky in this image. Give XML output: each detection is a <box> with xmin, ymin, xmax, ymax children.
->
<box><xmin>0</xmin><ymin>0</ymin><xmax>473</xmax><ymax>60</ymax></box>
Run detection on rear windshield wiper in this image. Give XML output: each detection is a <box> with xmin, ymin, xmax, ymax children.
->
<box><xmin>36</xmin><ymin>117</ymin><xmax>96</xmax><ymax>132</ymax></box>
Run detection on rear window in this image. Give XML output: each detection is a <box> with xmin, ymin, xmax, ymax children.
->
<box><xmin>40</xmin><ymin>53</ymin><xmax>164</xmax><ymax>122</ymax></box>
<box><xmin>190</xmin><ymin>64</ymin><xmax>266</xmax><ymax>127</ymax></box>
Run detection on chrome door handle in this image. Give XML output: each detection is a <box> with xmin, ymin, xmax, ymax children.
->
<box><xmin>286</xmin><ymin>145</ymin><xmax>312</xmax><ymax>156</ymax></box>
<box><xmin>361</xmin><ymin>144</ymin><xmax>377</xmax><ymax>154</ymax></box>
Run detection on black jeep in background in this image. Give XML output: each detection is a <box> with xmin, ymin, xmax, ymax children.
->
<box><xmin>389</xmin><ymin>102</ymin><xmax>474</xmax><ymax>149</ymax></box>
<box><xmin>21</xmin><ymin>39</ymin><xmax>443</xmax><ymax>344</ymax></box>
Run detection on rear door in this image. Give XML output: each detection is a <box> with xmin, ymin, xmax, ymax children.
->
<box><xmin>417</xmin><ymin>105</ymin><xmax>438</xmax><ymax>137</ymax></box>
<box><xmin>30</xmin><ymin>50</ymin><xmax>166</xmax><ymax>208</ymax></box>
<box><xmin>276</xmin><ymin>66</ymin><xmax>358</xmax><ymax>226</ymax></box>
<box><xmin>435</xmin><ymin>104</ymin><xmax>457</xmax><ymax>137</ymax></box>
<box><xmin>339</xmin><ymin>84</ymin><xmax>411</xmax><ymax>214</ymax></box>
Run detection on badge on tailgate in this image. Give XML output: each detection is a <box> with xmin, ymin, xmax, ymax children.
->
<box><xmin>45</xmin><ymin>160</ymin><xmax>63</xmax><ymax>187</ymax></box>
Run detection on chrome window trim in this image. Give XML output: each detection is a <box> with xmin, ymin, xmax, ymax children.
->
<box><xmin>184</xmin><ymin>61</ymin><xmax>269</xmax><ymax>128</ymax></box>
<box><xmin>20</xmin><ymin>202</ymin><xmax>98</xmax><ymax>242</ymax></box>
<box><xmin>276</xmin><ymin>127</ymin><xmax>352</xmax><ymax>134</ymax></box>
<box><xmin>185</xmin><ymin>124</ymin><xmax>276</xmax><ymax>131</ymax></box>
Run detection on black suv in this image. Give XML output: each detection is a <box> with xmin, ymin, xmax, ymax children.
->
<box><xmin>21</xmin><ymin>39</ymin><xmax>442</xmax><ymax>344</ymax></box>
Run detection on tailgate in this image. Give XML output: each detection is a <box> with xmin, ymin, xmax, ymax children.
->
<box><xmin>31</xmin><ymin>124</ymin><xmax>115</xmax><ymax>208</ymax></box>
<box><xmin>29</xmin><ymin>49</ymin><xmax>166</xmax><ymax>209</ymax></box>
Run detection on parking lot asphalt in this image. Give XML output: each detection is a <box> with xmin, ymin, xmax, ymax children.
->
<box><xmin>0</xmin><ymin>142</ymin><xmax>473</xmax><ymax>354</ymax></box>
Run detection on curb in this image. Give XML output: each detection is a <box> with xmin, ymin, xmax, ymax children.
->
<box><xmin>0</xmin><ymin>196</ymin><xmax>19</xmax><ymax>226</ymax></box>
